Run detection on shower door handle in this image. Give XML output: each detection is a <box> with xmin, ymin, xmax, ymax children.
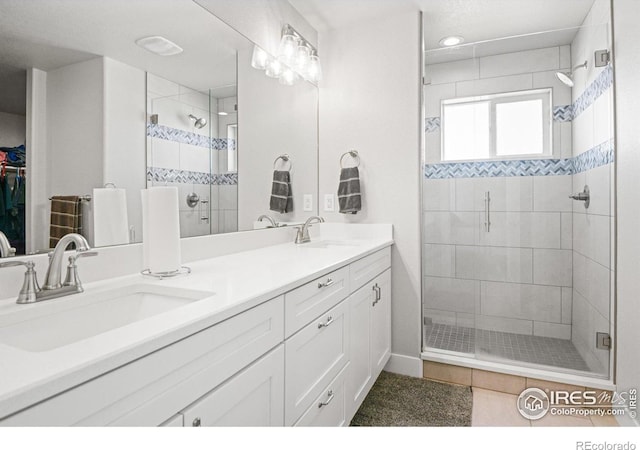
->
<box><xmin>484</xmin><ymin>191</ymin><xmax>491</xmax><ymax>232</ymax></box>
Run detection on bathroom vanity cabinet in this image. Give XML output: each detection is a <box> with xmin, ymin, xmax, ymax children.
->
<box><xmin>0</xmin><ymin>245</ymin><xmax>391</xmax><ymax>426</ymax></box>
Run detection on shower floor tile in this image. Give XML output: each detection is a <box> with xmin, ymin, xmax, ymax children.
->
<box><xmin>424</xmin><ymin>323</ymin><xmax>590</xmax><ymax>372</ymax></box>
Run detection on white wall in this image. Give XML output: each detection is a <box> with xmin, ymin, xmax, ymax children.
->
<box><xmin>26</xmin><ymin>68</ymin><xmax>48</xmax><ymax>253</ymax></box>
<box><xmin>237</xmin><ymin>47</ymin><xmax>319</xmax><ymax>230</ymax></box>
<box><xmin>0</xmin><ymin>111</ymin><xmax>25</xmax><ymax>147</ymax></box>
<box><xmin>103</xmin><ymin>57</ymin><xmax>146</xmax><ymax>245</ymax></box>
<box><xmin>612</xmin><ymin>0</ymin><xmax>640</xmax><ymax>413</ymax></box>
<box><xmin>46</xmin><ymin>57</ymin><xmax>104</xmax><ymax>247</ymax></box>
<box><xmin>318</xmin><ymin>12</ymin><xmax>422</xmax><ymax>361</ymax></box>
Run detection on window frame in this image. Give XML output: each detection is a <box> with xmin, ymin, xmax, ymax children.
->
<box><xmin>440</xmin><ymin>88</ymin><xmax>553</xmax><ymax>162</ymax></box>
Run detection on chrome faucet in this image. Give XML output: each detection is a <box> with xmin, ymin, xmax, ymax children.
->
<box><xmin>0</xmin><ymin>233</ymin><xmax>98</xmax><ymax>304</ymax></box>
<box><xmin>43</xmin><ymin>233</ymin><xmax>92</xmax><ymax>290</ymax></box>
<box><xmin>0</xmin><ymin>231</ymin><xmax>16</xmax><ymax>258</ymax></box>
<box><xmin>295</xmin><ymin>216</ymin><xmax>325</xmax><ymax>244</ymax></box>
<box><xmin>257</xmin><ymin>214</ymin><xmax>278</xmax><ymax>228</ymax></box>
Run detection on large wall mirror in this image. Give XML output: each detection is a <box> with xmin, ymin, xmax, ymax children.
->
<box><xmin>0</xmin><ymin>0</ymin><xmax>319</xmax><ymax>257</ymax></box>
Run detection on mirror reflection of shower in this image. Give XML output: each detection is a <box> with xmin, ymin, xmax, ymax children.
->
<box><xmin>188</xmin><ymin>113</ymin><xmax>207</xmax><ymax>129</ymax></box>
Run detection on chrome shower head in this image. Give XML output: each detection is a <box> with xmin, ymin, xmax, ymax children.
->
<box><xmin>555</xmin><ymin>61</ymin><xmax>588</xmax><ymax>87</ymax></box>
<box><xmin>188</xmin><ymin>114</ymin><xmax>207</xmax><ymax>129</ymax></box>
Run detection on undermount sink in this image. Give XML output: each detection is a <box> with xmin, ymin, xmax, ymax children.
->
<box><xmin>302</xmin><ymin>240</ymin><xmax>358</xmax><ymax>249</ymax></box>
<box><xmin>0</xmin><ymin>284</ymin><xmax>213</xmax><ymax>352</ymax></box>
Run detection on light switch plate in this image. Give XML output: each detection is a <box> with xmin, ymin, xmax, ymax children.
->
<box><xmin>303</xmin><ymin>194</ymin><xmax>313</xmax><ymax>212</ymax></box>
<box><xmin>324</xmin><ymin>194</ymin><xmax>335</xmax><ymax>212</ymax></box>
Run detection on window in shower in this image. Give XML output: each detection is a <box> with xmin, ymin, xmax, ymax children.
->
<box><xmin>441</xmin><ymin>89</ymin><xmax>552</xmax><ymax>161</ymax></box>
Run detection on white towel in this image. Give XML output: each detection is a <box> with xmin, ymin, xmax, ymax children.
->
<box><xmin>93</xmin><ymin>188</ymin><xmax>129</xmax><ymax>247</ymax></box>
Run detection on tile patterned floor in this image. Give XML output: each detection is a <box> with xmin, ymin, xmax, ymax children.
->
<box><xmin>424</xmin><ymin>323</ymin><xmax>590</xmax><ymax>372</ymax></box>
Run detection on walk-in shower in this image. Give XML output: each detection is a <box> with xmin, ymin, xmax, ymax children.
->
<box><xmin>421</xmin><ymin>0</ymin><xmax>615</xmax><ymax>384</ymax></box>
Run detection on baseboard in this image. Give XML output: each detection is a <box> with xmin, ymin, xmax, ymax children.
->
<box><xmin>384</xmin><ymin>353</ymin><xmax>423</xmax><ymax>378</ymax></box>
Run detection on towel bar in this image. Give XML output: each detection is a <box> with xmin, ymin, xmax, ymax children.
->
<box><xmin>273</xmin><ymin>154</ymin><xmax>292</xmax><ymax>171</ymax></box>
<box><xmin>48</xmin><ymin>195</ymin><xmax>92</xmax><ymax>202</ymax></box>
<box><xmin>340</xmin><ymin>150</ymin><xmax>360</xmax><ymax>169</ymax></box>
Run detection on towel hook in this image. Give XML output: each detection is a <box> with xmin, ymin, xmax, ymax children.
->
<box><xmin>340</xmin><ymin>150</ymin><xmax>360</xmax><ymax>169</ymax></box>
<box><xmin>273</xmin><ymin>154</ymin><xmax>292</xmax><ymax>171</ymax></box>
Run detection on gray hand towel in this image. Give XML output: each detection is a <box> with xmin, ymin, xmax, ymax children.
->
<box><xmin>270</xmin><ymin>170</ymin><xmax>293</xmax><ymax>213</ymax></box>
<box><xmin>338</xmin><ymin>167</ymin><xmax>361</xmax><ymax>214</ymax></box>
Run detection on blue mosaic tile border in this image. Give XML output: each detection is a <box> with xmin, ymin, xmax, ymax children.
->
<box><xmin>573</xmin><ymin>64</ymin><xmax>613</xmax><ymax>118</ymax></box>
<box><xmin>425</xmin><ymin>64</ymin><xmax>613</xmax><ymax>132</ymax></box>
<box><xmin>147</xmin><ymin>123</ymin><xmax>235</xmax><ymax>150</ymax></box>
<box><xmin>425</xmin><ymin>117</ymin><xmax>441</xmax><ymax>133</ymax></box>
<box><xmin>572</xmin><ymin>139</ymin><xmax>614</xmax><ymax>174</ymax></box>
<box><xmin>424</xmin><ymin>139</ymin><xmax>614</xmax><ymax>179</ymax></box>
<box><xmin>147</xmin><ymin>167</ymin><xmax>238</xmax><ymax>185</ymax></box>
<box><xmin>552</xmin><ymin>105</ymin><xmax>573</xmax><ymax>122</ymax></box>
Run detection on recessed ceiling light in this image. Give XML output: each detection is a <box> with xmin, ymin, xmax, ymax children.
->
<box><xmin>438</xmin><ymin>36</ymin><xmax>464</xmax><ymax>47</ymax></box>
<box><xmin>135</xmin><ymin>36</ymin><xmax>183</xmax><ymax>56</ymax></box>
<box><xmin>218</xmin><ymin>112</ymin><xmax>228</xmax><ymax>116</ymax></box>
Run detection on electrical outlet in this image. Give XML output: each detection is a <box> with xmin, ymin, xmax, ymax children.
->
<box><xmin>303</xmin><ymin>194</ymin><xmax>313</xmax><ymax>212</ymax></box>
<box><xmin>324</xmin><ymin>194</ymin><xmax>335</xmax><ymax>212</ymax></box>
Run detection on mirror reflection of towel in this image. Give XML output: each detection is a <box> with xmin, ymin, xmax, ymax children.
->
<box><xmin>270</xmin><ymin>170</ymin><xmax>293</xmax><ymax>213</ymax></box>
<box><xmin>338</xmin><ymin>167</ymin><xmax>361</xmax><ymax>214</ymax></box>
<box><xmin>50</xmin><ymin>196</ymin><xmax>82</xmax><ymax>248</ymax></box>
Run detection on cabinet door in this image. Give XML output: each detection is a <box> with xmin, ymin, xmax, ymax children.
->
<box><xmin>371</xmin><ymin>269</ymin><xmax>391</xmax><ymax>377</ymax></box>
<box><xmin>345</xmin><ymin>282</ymin><xmax>374</xmax><ymax>420</ymax></box>
<box><xmin>284</xmin><ymin>300</ymin><xmax>349</xmax><ymax>425</ymax></box>
<box><xmin>181</xmin><ymin>345</ymin><xmax>284</xmax><ymax>427</ymax></box>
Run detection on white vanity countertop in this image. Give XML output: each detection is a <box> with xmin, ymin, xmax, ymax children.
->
<box><xmin>0</xmin><ymin>226</ymin><xmax>393</xmax><ymax>420</ymax></box>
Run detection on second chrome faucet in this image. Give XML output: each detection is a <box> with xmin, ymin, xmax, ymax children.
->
<box><xmin>295</xmin><ymin>216</ymin><xmax>324</xmax><ymax>244</ymax></box>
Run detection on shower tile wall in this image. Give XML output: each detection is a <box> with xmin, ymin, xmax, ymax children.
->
<box><xmin>423</xmin><ymin>45</ymin><xmax>575</xmax><ymax>341</ymax></box>
<box><xmin>569</xmin><ymin>0</ymin><xmax>614</xmax><ymax>376</ymax></box>
<box><xmin>146</xmin><ymin>74</ymin><xmax>238</xmax><ymax>237</ymax></box>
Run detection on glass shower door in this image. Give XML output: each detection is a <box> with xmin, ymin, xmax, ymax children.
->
<box><xmin>422</xmin><ymin>16</ymin><xmax>614</xmax><ymax>380</ymax></box>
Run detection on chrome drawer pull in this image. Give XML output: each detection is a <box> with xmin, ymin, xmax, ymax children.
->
<box><xmin>318</xmin><ymin>390</ymin><xmax>335</xmax><ymax>408</ymax></box>
<box><xmin>318</xmin><ymin>278</ymin><xmax>334</xmax><ymax>289</ymax></box>
<box><xmin>317</xmin><ymin>316</ymin><xmax>334</xmax><ymax>329</ymax></box>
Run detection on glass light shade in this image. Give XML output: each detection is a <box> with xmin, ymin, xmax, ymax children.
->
<box><xmin>277</xmin><ymin>33</ymin><xmax>298</xmax><ymax>64</ymax></box>
<box><xmin>295</xmin><ymin>44</ymin><xmax>311</xmax><ymax>73</ymax></box>
<box><xmin>265</xmin><ymin>58</ymin><xmax>283</xmax><ymax>78</ymax></box>
<box><xmin>306</xmin><ymin>54</ymin><xmax>322</xmax><ymax>82</ymax></box>
<box><xmin>250</xmin><ymin>45</ymin><xmax>269</xmax><ymax>70</ymax></box>
<box><xmin>279</xmin><ymin>67</ymin><xmax>299</xmax><ymax>86</ymax></box>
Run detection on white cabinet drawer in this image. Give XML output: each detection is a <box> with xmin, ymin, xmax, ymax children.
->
<box><xmin>181</xmin><ymin>345</ymin><xmax>284</xmax><ymax>427</ymax></box>
<box><xmin>284</xmin><ymin>299</ymin><xmax>349</xmax><ymax>425</ymax></box>
<box><xmin>294</xmin><ymin>364</ymin><xmax>348</xmax><ymax>427</ymax></box>
<box><xmin>2</xmin><ymin>297</ymin><xmax>284</xmax><ymax>426</ymax></box>
<box><xmin>349</xmin><ymin>247</ymin><xmax>391</xmax><ymax>293</ymax></box>
<box><xmin>284</xmin><ymin>266</ymin><xmax>350</xmax><ymax>338</ymax></box>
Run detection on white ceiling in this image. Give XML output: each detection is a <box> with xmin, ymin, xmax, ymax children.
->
<box><xmin>288</xmin><ymin>0</ymin><xmax>598</xmax><ymax>51</ymax></box>
<box><xmin>0</xmin><ymin>0</ymin><xmax>251</xmax><ymax>94</ymax></box>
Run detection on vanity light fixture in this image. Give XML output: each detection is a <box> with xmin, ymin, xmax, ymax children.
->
<box><xmin>251</xmin><ymin>45</ymin><xmax>269</xmax><ymax>70</ymax></box>
<box><xmin>250</xmin><ymin>24</ymin><xmax>322</xmax><ymax>85</ymax></box>
<box><xmin>135</xmin><ymin>36</ymin><xmax>183</xmax><ymax>56</ymax></box>
<box><xmin>438</xmin><ymin>35</ymin><xmax>464</xmax><ymax>47</ymax></box>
